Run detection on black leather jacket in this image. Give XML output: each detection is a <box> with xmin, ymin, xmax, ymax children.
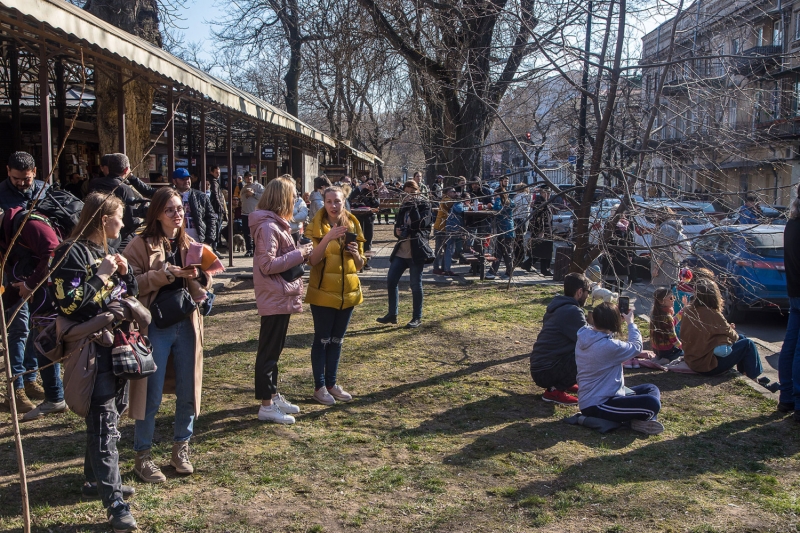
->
<box><xmin>390</xmin><ymin>198</ymin><xmax>432</xmax><ymax>263</ymax></box>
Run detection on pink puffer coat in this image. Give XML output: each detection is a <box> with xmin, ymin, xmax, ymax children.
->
<box><xmin>250</xmin><ymin>209</ymin><xmax>305</xmax><ymax>316</ymax></box>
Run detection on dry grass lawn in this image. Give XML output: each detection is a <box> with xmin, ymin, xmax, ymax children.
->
<box><xmin>1</xmin><ymin>278</ymin><xmax>798</xmax><ymax>533</ymax></box>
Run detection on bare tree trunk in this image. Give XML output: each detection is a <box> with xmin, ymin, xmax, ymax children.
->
<box><xmin>84</xmin><ymin>0</ymin><xmax>162</xmax><ymax>169</ymax></box>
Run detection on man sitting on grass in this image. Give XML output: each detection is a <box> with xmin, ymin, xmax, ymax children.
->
<box><xmin>529</xmin><ymin>272</ymin><xmax>590</xmax><ymax>405</ymax></box>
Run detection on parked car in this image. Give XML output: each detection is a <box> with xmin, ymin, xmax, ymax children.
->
<box><xmin>722</xmin><ymin>204</ymin><xmax>788</xmax><ymax>226</ymax></box>
<box><xmin>630</xmin><ymin>201</ymin><xmax>715</xmax><ymax>257</ymax></box>
<box><xmin>683</xmin><ymin>225</ymin><xmax>788</xmax><ymax>322</ymax></box>
<box><xmin>552</xmin><ymin>208</ymin><xmax>574</xmax><ymax>237</ymax></box>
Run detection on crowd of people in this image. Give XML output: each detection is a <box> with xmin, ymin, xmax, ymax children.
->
<box><xmin>0</xmin><ymin>151</ymin><xmax>793</xmax><ymax>532</ymax></box>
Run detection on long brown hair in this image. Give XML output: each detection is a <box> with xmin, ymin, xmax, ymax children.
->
<box><xmin>68</xmin><ymin>191</ymin><xmax>124</xmax><ymax>252</ymax></box>
<box><xmin>693</xmin><ymin>279</ymin><xmax>723</xmax><ymax>312</ymax></box>
<box><xmin>140</xmin><ymin>187</ymin><xmax>190</xmax><ymax>253</ymax></box>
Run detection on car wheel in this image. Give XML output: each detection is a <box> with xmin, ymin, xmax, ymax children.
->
<box><xmin>722</xmin><ymin>290</ymin><xmax>746</xmax><ymax>323</ymax></box>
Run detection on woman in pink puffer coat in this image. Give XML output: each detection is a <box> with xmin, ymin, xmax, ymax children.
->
<box><xmin>249</xmin><ymin>176</ymin><xmax>313</xmax><ymax>425</ymax></box>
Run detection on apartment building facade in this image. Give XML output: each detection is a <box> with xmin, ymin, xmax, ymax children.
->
<box><xmin>641</xmin><ymin>0</ymin><xmax>800</xmax><ymax>208</ymax></box>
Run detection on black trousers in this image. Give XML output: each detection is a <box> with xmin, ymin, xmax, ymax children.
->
<box><xmin>85</xmin><ymin>350</ymin><xmax>128</xmax><ymax>509</ymax></box>
<box><xmin>255</xmin><ymin>314</ymin><xmax>291</xmax><ymax>399</ymax></box>
<box><xmin>356</xmin><ymin>214</ymin><xmax>374</xmax><ymax>252</ymax></box>
<box><xmin>531</xmin><ymin>354</ymin><xmax>577</xmax><ymax>391</ymax></box>
<box><xmin>241</xmin><ymin>214</ymin><xmax>252</xmax><ymax>253</ymax></box>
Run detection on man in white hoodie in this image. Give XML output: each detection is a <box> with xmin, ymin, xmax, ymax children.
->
<box><xmin>575</xmin><ymin>302</ymin><xmax>664</xmax><ymax>435</ymax></box>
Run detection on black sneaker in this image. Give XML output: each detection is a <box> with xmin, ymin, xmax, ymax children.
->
<box><xmin>376</xmin><ymin>314</ymin><xmax>397</xmax><ymax>324</ymax></box>
<box><xmin>83</xmin><ymin>482</ymin><xmax>136</xmax><ymax>499</ymax></box>
<box><xmin>362</xmin><ymin>263</ymin><xmax>372</xmax><ymax>271</ymax></box>
<box><xmin>777</xmin><ymin>401</ymin><xmax>795</xmax><ymax>413</ymax></box>
<box><xmin>405</xmin><ymin>318</ymin><xmax>422</xmax><ymax>329</ymax></box>
<box><xmin>107</xmin><ymin>500</ymin><xmax>137</xmax><ymax>532</ymax></box>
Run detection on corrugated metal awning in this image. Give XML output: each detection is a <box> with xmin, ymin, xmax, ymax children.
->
<box><xmin>1</xmin><ymin>0</ymin><xmax>337</xmax><ymax>148</ymax></box>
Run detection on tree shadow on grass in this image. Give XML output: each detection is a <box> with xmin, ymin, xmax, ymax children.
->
<box><xmin>356</xmin><ymin>352</ymin><xmax>531</xmax><ymax>406</ymax></box>
<box><xmin>208</xmin><ymin>300</ymin><xmax>257</xmax><ymax>315</ymax></box>
<box><xmin>400</xmin><ymin>393</ymin><xmax>558</xmax><ymax>441</ymax></box>
<box><xmin>204</xmin><ymin>339</ymin><xmax>258</xmax><ymax>358</ymax></box>
<box><xmin>520</xmin><ymin>414</ymin><xmax>793</xmax><ymax>493</ymax></box>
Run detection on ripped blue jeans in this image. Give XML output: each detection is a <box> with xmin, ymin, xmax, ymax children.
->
<box><xmin>310</xmin><ymin>305</ymin><xmax>355</xmax><ymax>390</ymax></box>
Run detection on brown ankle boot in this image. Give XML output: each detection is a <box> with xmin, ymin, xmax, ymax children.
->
<box><xmin>6</xmin><ymin>388</ymin><xmax>36</xmax><ymax>414</ymax></box>
<box><xmin>134</xmin><ymin>449</ymin><xmax>166</xmax><ymax>483</ymax></box>
<box><xmin>170</xmin><ymin>441</ymin><xmax>194</xmax><ymax>475</ymax></box>
<box><xmin>24</xmin><ymin>381</ymin><xmax>45</xmax><ymax>401</ymax></box>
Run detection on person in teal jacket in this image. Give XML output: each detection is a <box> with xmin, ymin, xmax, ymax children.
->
<box><xmin>489</xmin><ymin>186</ymin><xmax>515</xmax><ymax>279</ymax></box>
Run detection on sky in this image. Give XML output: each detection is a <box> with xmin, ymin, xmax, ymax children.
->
<box><xmin>179</xmin><ymin>0</ymin><xmax>669</xmax><ymax>68</ymax></box>
<box><xmin>177</xmin><ymin>0</ymin><xmax>224</xmax><ymax>63</ymax></box>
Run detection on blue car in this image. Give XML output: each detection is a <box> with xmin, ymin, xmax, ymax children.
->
<box><xmin>683</xmin><ymin>225</ymin><xmax>787</xmax><ymax>322</ymax></box>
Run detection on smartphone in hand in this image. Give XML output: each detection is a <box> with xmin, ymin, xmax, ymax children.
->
<box><xmin>345</xmin><ymin>232</ymin><xmax>357</xmax><ymax>244</ymax></box>
<box><xmin>618</xmin><ymin>296</ymin><xmax>630</xmax><ymax>315</ymax></box>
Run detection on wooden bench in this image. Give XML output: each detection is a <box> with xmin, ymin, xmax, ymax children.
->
<box><xmin>379</xmin><ymin>198</ymin><xmax>401</xmax><ymax>210</ymax></box>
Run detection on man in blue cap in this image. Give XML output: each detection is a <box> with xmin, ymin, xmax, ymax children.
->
<box><xmin>172</xmin><ymin>168</ymin><xmax>218</xmax><ymax>248</ymax></box>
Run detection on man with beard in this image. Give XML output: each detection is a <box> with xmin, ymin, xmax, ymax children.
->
<box><xmin>529</xmin><ymin>273</ymin><xmax>591</xmax><ymax>405</ymax></box>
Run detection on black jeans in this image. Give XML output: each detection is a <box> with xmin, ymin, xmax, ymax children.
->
<box><xmin>84</xmin><ymin>349</ymin><xmax>128</xmax><ymax>509</ymax></box>
<box><xmin>255</xmin><ymin>314</ymin><xmax>291</xmax><ymax>399</ymax></box>
<box><xmin>491</xmin><ymin>236</ymin><xmax>514</xmax><ymax>276</ymax></box>
<box><xmin>356</xmin><ymin>214</ymin><xmax>374</xmax><ymax>252</ymax></box>
<box><xmin>531</xmin><ymin>354</ymin><xmax>577</xmax><ymax>391</ymax></box>
<box><xmin>241</xmin><ymin>214</ymin><xmax>252</xmax><ymax>253</ymax></box>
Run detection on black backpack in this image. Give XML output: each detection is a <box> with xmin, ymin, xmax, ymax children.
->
<box><xmin>13</xmin><ymin>188</ymin><xmax>84</xmax><ymax>240</ymax></box>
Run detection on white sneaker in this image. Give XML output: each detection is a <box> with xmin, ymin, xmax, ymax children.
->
<box><xmin>327</xmin><ymin>385</ymin><xmax>353</xmax><ymax>402</ymax></box>
<box><xmin>630</xmin><ymin>418</ymin><xmax>664</xmax><ymax>435</ymax></box>
<box><xmin>272</xmin><ymin>393</ymin><xmax>300</xmax><ymax>414</ymax></box>
<box><xmin>313</xmin><ymin>387</ymin><xmax>336</xmax><ymax>405</ymax></box>
<box><xmin>257</xmin><ymin>404</ymin><xmax>295</xmax><ymax>424</ymax></box>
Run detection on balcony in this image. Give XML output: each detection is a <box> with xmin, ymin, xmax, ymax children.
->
<box><xmin>731</xmin><ymin>45</ymin><xmax>783</xmax><ymax>77</ymax></box>
<box><xmin>755</xmin><ymin>118</ymin><xmax>800</xmax><ymax>138</ymax></box>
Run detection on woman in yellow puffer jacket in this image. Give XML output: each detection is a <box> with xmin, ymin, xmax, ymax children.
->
<box><xmin>305</xmin><ymin>186</ymin><xmax>365</xmax><ymax>405</ymax></box>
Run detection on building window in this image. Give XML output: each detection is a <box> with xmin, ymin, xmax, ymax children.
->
<box><xmin>796</xmin><ymin>12</ymin><xmax>800</xmax><ymax>40</ymax></box>
<box><xmin>772</xmin><ymin>82</ymin><xmax>781</xmax><ymax>120</ymax></box>
<box><xmin>794</xmin><ymin>79</ymin><xmax>800</xmax><ymax>116</ymax></box>
<box><xmin>756</xmin><ymin>27</ymin><xmax>764</xmax><ymax>47</ymax></box>
<box><xmin>775</xmin><ymin>20</ymin><xmax>784</xmax><ymax>46</ymax></box>
<box><xmin>732</xmin><ymin>38</ymin><xmax>740</xmax><ymax>54</ymax></box>
<box><xmin>729</xmin><ymin>99</ymin><xmax>738</xmax><ymax>126</ymax></box>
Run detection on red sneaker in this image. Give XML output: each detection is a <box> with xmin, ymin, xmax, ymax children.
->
<box><xmin>542</xmin><ymin>389</ymin><xmax>578</xmax><ymax>405</ymax></box>
<box><xmin>566</xmin><ymin>384</ymin><xmax>579</xmax><ymax>394</ymax></box>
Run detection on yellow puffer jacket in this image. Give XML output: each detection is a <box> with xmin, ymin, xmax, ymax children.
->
<box><xmin>434</xmin><ymin>200</ymin><xmax>453</xmax><ymax>231</ymax></box>
<box><xmin>304</xmin><ymin>209</ymin><xmax>365</xmax><ymax>309</ymax></box>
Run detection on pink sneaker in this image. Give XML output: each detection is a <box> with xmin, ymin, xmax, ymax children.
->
<box><xmin>623</xmin><ymin>358</ymin><xmax>640</xmax><ymax>369</ymax></box>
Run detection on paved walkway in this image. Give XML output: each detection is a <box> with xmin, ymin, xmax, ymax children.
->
<box><xmin>218</xmin><ymin>224</ymin><xmax>560</xmax><ymax>287</ymax></box>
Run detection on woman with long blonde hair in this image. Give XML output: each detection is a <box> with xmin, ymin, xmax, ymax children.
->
<box><xmin>50</xmin><ymin>192</ymin><xmax>138</xmax><ymax>531</ymax></box>
<box><xmin>305</xmin><ymin>186</ymin><xmax>365</xmax><ymax>404</ymax></box>
<box><xmin>250</xmin><ymin>176</ymin><xmax>313</xmax><ymax>423</ymax></box>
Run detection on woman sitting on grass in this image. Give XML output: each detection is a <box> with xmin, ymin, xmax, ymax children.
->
<box><xmin>576</xmin><ymin>302</ymin><xmax>664</xmax><ymax>435</ymax></box>
<box><xmin>650</xmin><ymin>287</ymin><xmax>684</xmax><ymax>365</ymax></box>
<box><xmin>679</xmin><ymin>279</ymin><xmax>764</xmax><ymax>380</ymax></box>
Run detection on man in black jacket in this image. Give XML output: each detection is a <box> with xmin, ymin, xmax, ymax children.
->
<box><xmin>208</xmin><ymin>165</ymin><xmax>225</xmax><ymax>251</ymax></box>
<box><xmin>349</xmin><ymin>179</ymin><xmax>380</xmax><ymax>269</ymax></box>
<box><xmin>87</xmin><ymin>153</ymin><xmax>144</xmax><ymax>250</ymax></box>
<box><xmin>530</xmin><ymin>272</ymin><xmax>590</xmax><ymax>405</ymax></box>
<box><xmin>172</xmin><ymin>168</ymin><xmax>218</xmax><ymax>247</ymax></box>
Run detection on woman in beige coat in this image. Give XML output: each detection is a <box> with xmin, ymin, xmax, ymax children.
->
<box><xmin>124</xmin><ymin>187</ymin><xmax>211</xmax><ymax>484</ymax></box>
